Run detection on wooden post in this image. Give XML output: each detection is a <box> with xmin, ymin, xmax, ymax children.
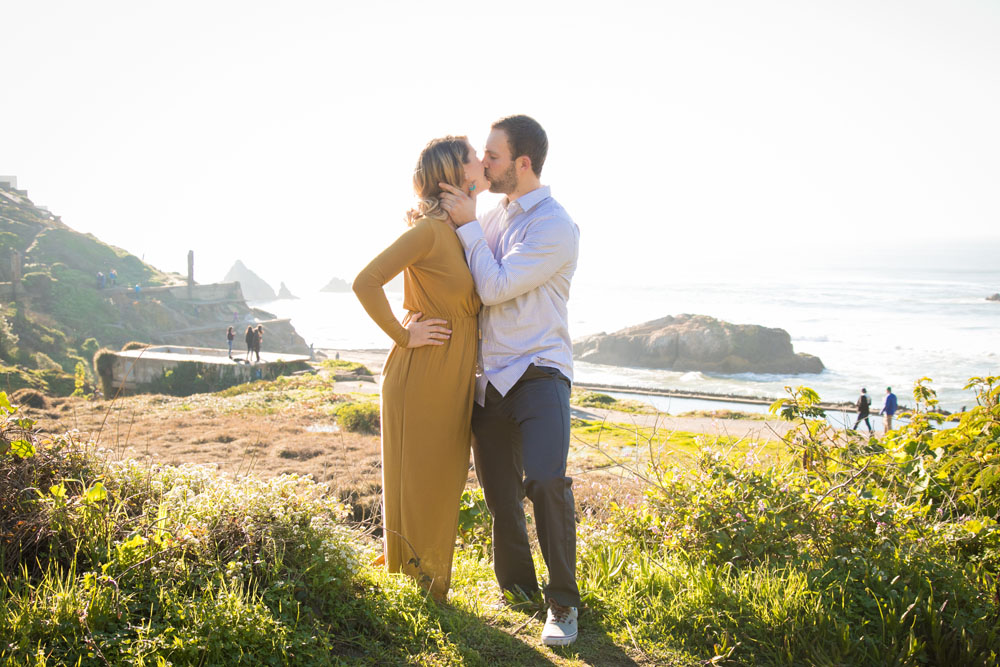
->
<box><xmin>187</xmin><ymin>250</ymin><xmax>194</xmax><ymax>299</ymax></box>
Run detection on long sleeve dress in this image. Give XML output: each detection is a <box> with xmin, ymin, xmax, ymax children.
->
<box><xmin>353</xmin><ymin>216</ymin><xmax>481</xmax><ymax>599</ymax></box>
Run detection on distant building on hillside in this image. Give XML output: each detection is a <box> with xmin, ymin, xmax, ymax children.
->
<box><xmin>0</xmin><ymin>176</ymin><xmax>17</xmax><ymax>189</ymax></box>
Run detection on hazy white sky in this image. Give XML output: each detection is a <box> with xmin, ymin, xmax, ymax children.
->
<box><xmin>2</xmin><ymin>0</ymin><xmax>998</xmax><ymax>291</ymax></box>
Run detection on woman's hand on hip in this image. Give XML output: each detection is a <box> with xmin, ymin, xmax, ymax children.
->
<box><xmin>438</xmin><ymin>183</ymin><xmax>477</xmax><ymax>226</ymax></box>
<box><xmin>405</xmin><ymin>312</ymin><xmax>451</xmax><ymax>348</ymax></box>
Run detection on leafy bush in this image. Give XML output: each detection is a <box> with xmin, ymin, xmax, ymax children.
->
<box><xmin>9</xmin><ymin>388</ymin><xmax>46</xmax><ymax>409</ymax></box>
<box><xmin>0</xmin><ymin>311</ymin><xmax>18</xmax><ymax>360</ymax></box>
<box><xmin>20</xmin><ymin>271</ymin><xmax>54</xmax><ymax>301</ymax></box>
<box><xmin>336</xmin><ymin>401</ymin><xmax>380</xmax><ymax>434</ymax></box>
<box><xmin>80</xmin><ymin>336</ymin><xmax>100</xmax><ymax>359</ymax></box>
<box><xmin>0</xmin><ymin>391</ymin><xmax>489</xmax><ymax>665</ymax></box>
<box><xmin>93</xmin><ymin>347</ymin><xmax>117</xmax><ymax>396</ymax></box>
<box><xmin>457</xmin><ymin>487</ymin><xmax>492</xmax><ymax>558</ymax></box>
<box><xmin>589</xmin><ymin>378</ymin><xmax>1000</xmax><ymax>664</ymax></box>
<box><xmin>121</xmin><ymin>340</ymin><xmax>150</xmax><ymax>351</ymax></box>
<box><xmin>32</xmin><ymin>351</ymin><xmax>62</xmax><ymax>372</ymax></box>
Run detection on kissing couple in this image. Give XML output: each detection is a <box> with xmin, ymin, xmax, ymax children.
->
<box><xmin>354</xmin><ymin>114</ymin><xmax>581</xmax><ymax>646</ymax></box>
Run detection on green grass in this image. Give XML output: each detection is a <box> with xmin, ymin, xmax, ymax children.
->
<box><xmin>321</xmin><ymin>359</ymin><xmax>374</xmax><ymax>376</ymax></box>
<box><xmin>210</xmin><ymin>373</ymin><xmax>369</xmax><ymax>415</ymax></box>
<box><xmin>3</xmin><ymin>377</ymin><xmax>1000</xmax><ymax>665</ymax></box>
<box><xmin>571</xmin><ymin>389</ymin><xmax>652</xmax><ymax>414</ymax></box>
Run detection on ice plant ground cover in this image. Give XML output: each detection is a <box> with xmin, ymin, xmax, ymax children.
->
<box><xmin>1</xmin><ymin>377</ymin><xmax>999</xmax><ymax>665</ymax></box>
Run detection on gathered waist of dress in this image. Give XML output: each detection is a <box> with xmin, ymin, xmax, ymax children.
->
<box><xmin>404</xmin><ymin>310</ymin><xmax>479</xmax><ymax>321</ymax></box>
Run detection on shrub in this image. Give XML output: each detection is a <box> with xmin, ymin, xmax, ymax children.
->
<box><xmin>93</xmin><ymin>347</ymin><xmax>117</xmax><ymax>397</ymax></box>
<box><xmin>9</xmin><ymin>388</ymin><xmax>46</xmax><ymax>409</ymax></box>
<box><xmin>457</xmin><ymin>488</ymin><xmax>492</xmax><ymax>558</ymax></box>
<box><xmin>0</xmin><ymin>312</ymin><xmax>17</xmax><ymax>361</ymax></box>
<box><xmin>121</xmin><ymin>340</ymin><xmax>150</xmax><ymax>351</ymax></box>
<box><xmin>587</xmin><ymin>378</ymin><xmax>1000</xmax><ymax>664</ymax></box>
<box><xmin>336</xmin><ymin>401</ymin><xmax>380</xmax><ymax>434</ymax></box>
<box><xmin>80</xmin><ymin>336</ymin><xmax>100</xmax><ymax>359</ymax></box>
<box><xmin>32</xmin><ymin>351</ymin><xmax>62</xmax><ymax>372</ymax></box>
<box><xmin>20</xmin><ymin>271</ymin><xmax>55</xmax><ymax>301</ymax></box>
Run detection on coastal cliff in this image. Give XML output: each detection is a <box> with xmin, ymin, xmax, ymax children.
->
<box><xmin>0</xmin><ymin>182</ymin><xmax>308</xmax><ymax>394</ymax></box>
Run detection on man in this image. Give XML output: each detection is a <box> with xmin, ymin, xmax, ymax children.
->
<box><xmin>853</xmin><ymin>387</ymin><xmax>872</xmax><ymax>433</ymax></box>
<box><xmin>880</xmin><ymin>386</ymin><xmax>898</xmax><ymax>431</ymax></box>
<box><xmin>439</xmin><ymin>115</ymin><xmax>581</xmax><ymax>647</ymax></box>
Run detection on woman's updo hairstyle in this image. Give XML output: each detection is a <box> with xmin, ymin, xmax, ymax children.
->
<box><xmin>406</xmin><ymin>136</ymin><xmax>469</xmax><ymax>226</ymax></box>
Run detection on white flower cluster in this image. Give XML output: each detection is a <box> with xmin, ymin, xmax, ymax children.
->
<box><xmin>105</xmin><ymin>459</ymin><xmax>365</xmax><ymax>574</ymax></box>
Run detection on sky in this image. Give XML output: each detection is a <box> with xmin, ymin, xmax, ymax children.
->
<box><xmin>2</xmin><ymin>0</ymin><xmax>998</xmax><ymax>293</ymax></box>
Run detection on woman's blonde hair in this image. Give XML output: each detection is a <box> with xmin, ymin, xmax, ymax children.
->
<box><xmin>405</xmin><ymin>136</ymin><xmax>469</xmax><ymax>226</ymax></box>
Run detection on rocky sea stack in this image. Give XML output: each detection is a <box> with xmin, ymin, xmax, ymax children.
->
<box><xmin>320</xmin><ymin>276</ymin><xmax>352</xmax><ymax>293</ymax></box>
<box><xmin>223</xmin><ymin>260</ymin><xmax>276</xmax><ymax>301</ymax></box>
<box><xmin>573</xmin><ymin>314</ymin><xmax>824</xmax><ymax>375</ymax></box>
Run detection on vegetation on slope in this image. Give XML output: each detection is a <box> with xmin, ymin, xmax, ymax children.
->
<box><xmin>1</xmin><ymin>375</ymin><xmax>998</xmax><ymax>665</ymax></box>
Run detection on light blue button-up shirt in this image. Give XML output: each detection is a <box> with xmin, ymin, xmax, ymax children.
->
<box><xmin>456</xmin><ymin>186</ymin><xmax>579</xmax><ymax>406</ymax></box>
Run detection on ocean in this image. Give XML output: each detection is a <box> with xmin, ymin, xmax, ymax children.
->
<box><xmin>251</xmin><ymin>241</ymin><xmax>999</xmax><ymax>414</ymax></box>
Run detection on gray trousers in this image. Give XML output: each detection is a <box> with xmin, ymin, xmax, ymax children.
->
<box><xmin>471</xmin><ymin>364</ymin><xmax>580</xmax><ymax>607</ymax></box>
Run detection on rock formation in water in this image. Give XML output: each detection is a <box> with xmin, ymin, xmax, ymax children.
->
<box><xmin>573</xmin><ymin>314</ymin><xmax>824</xmax><ymax>375</ymax></box>
<box><xmin>223</xmin><ymin>260</ymin><xmax>276</xmax><ymax>301</ymax></box>
<box><xmin>277</xmin><ymin>282</ymin><xmax>298</xmax><ymax>300</ymax></box>
<box><xmin>320</xmin><ymin>276</ymin><xmax>352</xmax><ymax>293</ymax></box>
<box><xmin>987</xmin><ymin>293</ymin><xmax>1000</xmax><ymax>302</ymax></box>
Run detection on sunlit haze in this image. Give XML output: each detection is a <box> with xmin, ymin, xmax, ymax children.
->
<box><xmin>3</xmin><ymin>0</ymin><xmax>998</xmax><ymax>292</ymax></box>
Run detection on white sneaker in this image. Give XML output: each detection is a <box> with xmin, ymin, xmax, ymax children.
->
<box><xmin>541</xmin><ymin>598</ymin><xmax>578</xmax><ymax>646</ymax></box>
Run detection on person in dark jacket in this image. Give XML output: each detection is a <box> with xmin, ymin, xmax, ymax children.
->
<box><xmin>244</xmin><ymin>325</ymin><xmax>255</xmax><ymax>362</ymax></box>
<box><xmin>254</xmin><ymin>325</ymin><xmax>263</xmax><ymax>363</ymax></box>
<box><xmin>853</xmin><ymin>387</ymin><xmax>872</xmax><ymax>432</ymax></box>
<box><xmin>226</xmin><ymin>326</ymin><xmax>235</xmax><ymax>358</ymax></box>
<box><xmin>880</xmin><ymin>387</ymin><xmax>898</xmax><ymax>431</ymax></box>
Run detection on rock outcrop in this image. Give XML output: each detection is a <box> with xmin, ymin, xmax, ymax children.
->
<box><xmin>573</xmin><ymin>314</ymin><xmax>824</xmax><ymax>375</ymax></box>
<box><xmin>987</xmin><ymin>293</ymin><xmax>1000</xmax><ymax>302</ymax></box>
<box><xmin>320</xmin><ymin>276</ymin><xmax>351</xmax><ymax>293</ymax></box>
<box><xmin>277</xmin><ymin>282</ymin><xmax>298</xmax><ymax>300</ymax></box>
<box><xmin>223</xmin><ymin>260</ymin><xmax>276</xmax><ymax>301</ymax></box>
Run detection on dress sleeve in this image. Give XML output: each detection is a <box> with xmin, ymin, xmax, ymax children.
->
<box><xmin>353</xmin><ymin>220</ymin><xmax>435</xmax><ymax>348</ymax></box>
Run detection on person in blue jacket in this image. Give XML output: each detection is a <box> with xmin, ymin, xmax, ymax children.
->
<box><xmin>881</xmin><ymin>387</ymin><xmax>898</xmax><ymax>431</ymax></box>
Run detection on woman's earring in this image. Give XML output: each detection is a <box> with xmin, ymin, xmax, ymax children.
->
<box><xmin>469</xmin><ymin>183</ymin><xmax>476</xmax><ymax>193</ymax></box>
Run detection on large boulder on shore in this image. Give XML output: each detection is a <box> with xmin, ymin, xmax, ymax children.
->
<box><xmin>573</xmin><ymin>314</ymin><xmax>824</xmax><ymax>375</ymax></box>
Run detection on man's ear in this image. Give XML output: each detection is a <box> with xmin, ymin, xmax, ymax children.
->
<box><xmin>517</xmin><ymin>156</ymin><xmax>532</xmax><ymax>173</ymax></box>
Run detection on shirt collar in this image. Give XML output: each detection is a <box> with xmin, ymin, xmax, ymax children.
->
<box><xmin>503</xmin><ymin>185</ymin><xmax>551</xmax><ymax>216</ymax></box>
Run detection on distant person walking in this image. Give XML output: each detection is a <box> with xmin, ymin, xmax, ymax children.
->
<box><xmin>244</xmin><ymin>325</ymin><xmax>255</xmax><ymax>361</ymax></box>
<box><xmin>254</xmin><ymin>325</ymin><xmax>263</xmax><ymax>362</ymax></box>
<box><xmin>226</xmin><ymin>326</ymin><xmax>235</xmax><ymax>358</ymax></box>
<box><xmin>881</xmin><ymin>386</ymin><xmax>898</xmax><ymax>431</ymax></box>
<box><xmin>853</xmin><ymin>387</ymin><xmax>872</xmax><ymax>432</ymax></box>
<box><xmin>109</xmin><ymin>269</ymin><xmax>117</xmax><ymax>286</ymax></box>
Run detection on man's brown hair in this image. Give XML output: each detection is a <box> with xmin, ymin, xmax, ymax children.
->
<box><xmin>492</xmin><ymin>115</ymin><xmax>548</xmax><ymax>177</ymax></box>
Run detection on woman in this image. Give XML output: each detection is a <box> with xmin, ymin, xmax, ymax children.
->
<box><xmin>353</xmin><ymin>136</ymin><xmax>485</xmax><ymax>600</ymax></box>
<box><xmin>244</xmin><ymin>325</ymin><xmax>255</xmax><ymax>362</ymax></box>
<box><xmin>226</xmin><ymin>326</ymin><xmax>235</xmax><ymax>357</ymax></box>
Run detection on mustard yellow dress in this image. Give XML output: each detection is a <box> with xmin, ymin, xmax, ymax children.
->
<box><xmin>353</xmin><ymin>216</ymin><xmax>480</xmax><ymax>599</ymax></box>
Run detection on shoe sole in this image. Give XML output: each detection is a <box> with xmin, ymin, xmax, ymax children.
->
<box><xmin>542</xmin><ymin>632</ymin><xmax>578</xmax><ymax>647</ymax></box>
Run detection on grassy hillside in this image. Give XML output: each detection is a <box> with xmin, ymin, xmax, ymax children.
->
<box><xmin>2</xmin><ymin>376</ymin><xmax>998</xmax><ymax>665</ymax></box>
<box><xmin>1</xmin><ymin>183</ymin><xmax>182</xmax><ymax>395</ymax></box>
